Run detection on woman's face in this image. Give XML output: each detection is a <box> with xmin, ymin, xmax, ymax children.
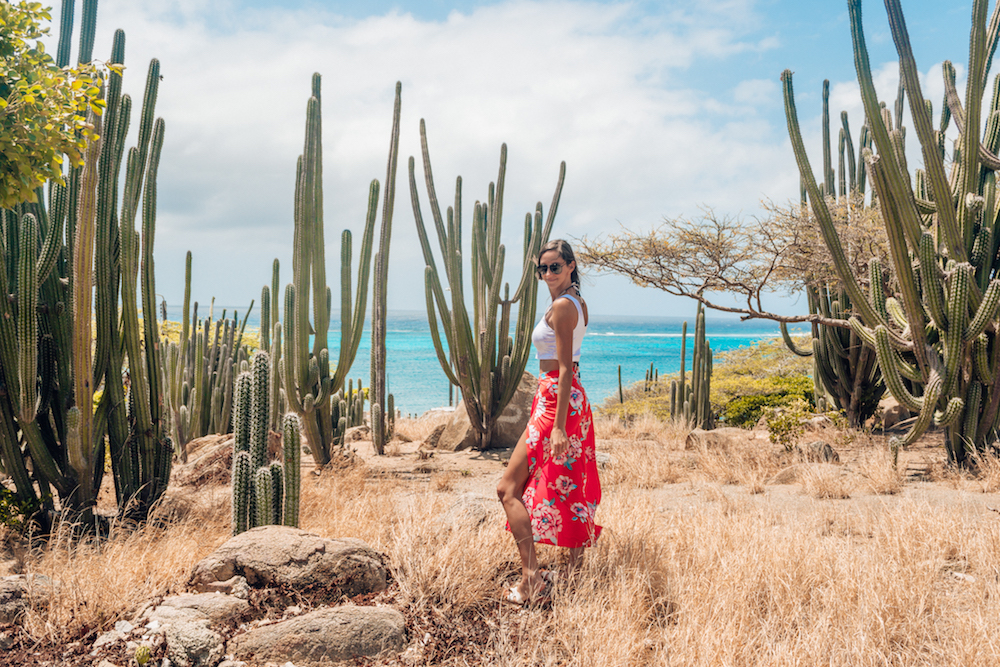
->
<box><xmin>538</xmin><ymin>249</ymin><xmax>575</xmax><ymax>292</ymax></box>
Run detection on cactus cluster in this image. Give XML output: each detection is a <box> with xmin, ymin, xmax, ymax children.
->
<box><xmin>668</xmin><ymin>305</ymin><xmax>713</xmax><ymax>429</ymax></box>
<box><xmin>783</xmin><ymin>0</ymin><xmax>1000</xmax><ymax>462</ymax></box>
<box><xmin>276</xmin><ymin>75</ymin><xmax>401</xmax><ymax>465</ymax></box>
<box><xmin>231</xmin><ymin>351</ymin><xmax>301</xmax><ymax>534</ymax></box>
<box><xmin>409</xmin><ymin>122</ymin><xmax>566</xmax><ymax>449</ymax></box>
<box><xmin>160</xmin><ymin>251</ymin><xmax>254</xmax><ymax>461</ymax></box>
<box><xmin>0</xmin><ymin>4</ymin><xmax>173</xmax><ymax>526</ymax></box>
<box><xmin>777</xmin><ymin>79</ymin><xmax>885</xmax><ymax>428</ymax></box>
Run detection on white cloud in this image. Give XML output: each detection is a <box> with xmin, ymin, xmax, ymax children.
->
<box><xmin>56</xmin><ymin>0</ymin><xmax>805</xmax><ymax>316</ymax></box>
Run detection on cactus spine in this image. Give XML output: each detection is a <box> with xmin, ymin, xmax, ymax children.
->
<box><xmin>782</xmin><ymin>0</ymin><xmax>1000</xmax><ymax>462</ymax></box>
<box><xmin>410</xmin><ymin>121</ymin><xmax>566</xmax><ymax>448</ymax></box>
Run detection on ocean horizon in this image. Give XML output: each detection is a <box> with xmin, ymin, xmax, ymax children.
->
<box><xmin>164</xmin><ymin>306</ymin><xmax>808</xmax><ymax>416</ymax></box>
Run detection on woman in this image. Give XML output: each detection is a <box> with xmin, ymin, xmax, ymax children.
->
<box><xmin>496</xmin><ymin>239</ymin><xmax>601</xmax><ymax>605</ymax></box>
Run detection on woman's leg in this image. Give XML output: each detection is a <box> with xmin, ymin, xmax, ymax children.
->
<box><xmin>567</xmin><ymin>547</ymin><xmax>585</xmax><ymax>573</ymax></box>
<box><xmin>497</xmin><ymin>428</ymin><xmax>546</xmax><ymax>598</ymax></box>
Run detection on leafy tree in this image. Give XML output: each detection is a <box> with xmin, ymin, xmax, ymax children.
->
<box><xmin>0</xmin><ymin>1</ymin><xmax>105</xmax><ymax>208</ymax></box>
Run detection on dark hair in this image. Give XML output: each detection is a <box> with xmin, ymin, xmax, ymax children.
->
<box><xmin>538</xmin><ymin>239</ymin><xmax>581</xmax><ymax>291</ymax></box>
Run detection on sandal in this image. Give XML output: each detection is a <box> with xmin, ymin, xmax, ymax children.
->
<box><xmin>503</xmin><ymin>573</ymin><xmax>553</xmax><ymax>607</ymax></box>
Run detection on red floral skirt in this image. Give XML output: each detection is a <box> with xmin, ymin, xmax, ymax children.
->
<box><xmin>509</xmin><ymin>367</ymin><xmax>602</xmax><ymax>548</ymax></box>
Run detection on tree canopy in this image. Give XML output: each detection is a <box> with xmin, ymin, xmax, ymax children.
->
<box><xmin>0</xmin><ymin>1</ymin><xmax>105</xmax><ymax>208</ymax></box>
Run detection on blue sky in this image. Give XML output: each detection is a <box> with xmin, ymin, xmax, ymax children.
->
<box><xmin>57</xmin><ymin>0</ymin><xmax>985</xmax><ymax>318</ymax></box>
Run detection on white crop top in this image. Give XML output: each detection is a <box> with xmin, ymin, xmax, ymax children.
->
<box><xmin>532</xmin><ymin>294</ymin><xmax>587</xmax><ymax>361</ymax></box>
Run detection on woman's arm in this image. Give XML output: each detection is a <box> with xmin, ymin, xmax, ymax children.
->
<box><xmin>549</xmin><ymin>297</ymin><xmax>578</xmax><ymax>457</ymax></box>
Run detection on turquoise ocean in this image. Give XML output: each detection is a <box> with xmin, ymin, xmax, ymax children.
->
<box><xmin>168</xmin><ymin>307</ymin><xmax>805</xmax><ymax>416</ymax></box>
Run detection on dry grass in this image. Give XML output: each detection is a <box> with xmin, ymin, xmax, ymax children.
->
<box><xmin>10</xmin><ymin>417</ymin><xmax>1000</xmax><ymax>665</ymax></box>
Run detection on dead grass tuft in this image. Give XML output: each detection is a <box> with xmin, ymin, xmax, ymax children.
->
<box><xmin>801</xmin><ymin>465</ymin><xmax>855</xmax><ymax>499</ymax></box>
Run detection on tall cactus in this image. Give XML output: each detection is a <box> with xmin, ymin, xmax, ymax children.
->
<box><xmin>783</xmin><ymin>0</ymin><xmax>1000</xmax><ymax>463</ymax></box>
<box><xmin>280</xmin><ymin>75</ymin><xmax>400</xmax><ymax>465</ymax></box>
<box><xmin>777</xmin><ymin>79</ymin><xmax>885</xmax><ymax>428</ymax></box>
<box><xmin>371</xmin><ymin>82</ymin><xmax>402</xmax><ymax>456</ymax></box>
<box><xmin>669</xmin><ymin>304</ymin><xmax>713</xmax><ymax>429</ymax></box>
<box><xmin>409</xmin><ymin>121</ymin><xmax>566</xmax><ymax>449</ymax></box>
<box><xmin>0</xmin><ymin>7</ymin><xmax>174</xmax><ymax>525</ymax></box>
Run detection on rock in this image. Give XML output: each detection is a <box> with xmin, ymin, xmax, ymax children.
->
<box><xmin>194</xmin><ymin>575</ymin><xmax>249</xmax><ymax>599</ymax></box>
<box><xmin>140</xmin><ymin>593</ymin><xmax>250</xmax><ymax>626</ymax></box>
<box><xmin>437</xmin><ymin>371</ymin><xmax>536</xmax><ymax>451</ymax></box>
<box><xmin>595</xmin><ymin>451</ymin><xmax>612</xmax><ymax>468</ymax></box>
<box><xmin>228</xmin><ymin>606</ymin><xmax>405</xmax><ymax>666</ymax></box>
<box><xmin>439</xmin><ymin>493</ymin><xmax>493</xmax><ymax>529</ymax></box>
<box><xmin>684</xmin><ymin>427</ymin><xmax>769</xmax><ymax>451</ymax></box>
<box><xmin>796</xmin><ymin>440</ymin><xmax>840</xmax><ymax>463</ymax></box>
<box><xmin>174</xmin><ymin>432</ymin><xmax>281</xmax><ymax>488</ymax></box>
<box><xmin>163</xmin><ymin>616</ymin><xmax>225</xmax><ymax>667</ymax></box>
<box><xmin>421</xmin><ymin>424</ymin><xmax>446</xmax><ymax>449</ymax></box>
<box><xmin>0</xmin><ymin>574</ymin><xmax>55</xmax><ymax>623</ymax></box>
<box><xmin>805</xmin><ymin>415</ymin><xmax>834</xmax><ymax>431</ymax></box>
<box><xmin>345</xmin><ymin>425</ymin><xmax>371</xmax><ymax>442</ymax></box>
<box><xmin>129</xmin><ymin>594</ymin><xmax>249</xmax><ymax>667</ymax></box>
<box><xmin>189</xmin><ymin>526</ymin><xmax>387</xmax><ymax>598</ymax></box>
<box><xmin>883</xmin><ymin>401</ymin><xmax>911</xmax><ymax>430</ymax></box>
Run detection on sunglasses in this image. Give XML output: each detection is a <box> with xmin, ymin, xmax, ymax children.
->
<box><xmin>536</xmin><ymin>262</ymin><xmax>566</xmax><ymax>277</ymax></box>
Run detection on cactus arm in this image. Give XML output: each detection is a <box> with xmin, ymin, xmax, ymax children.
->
<box><xmin>282</xmin><ymin>413</ymin><xmax>300</xmax><ymax>527</ymax></box>
<box><xmin>423</xmin><ymin>268</ymin><xmax>459</xmax><ymax>386</ymax></box>
<box><xmin>890</xmin><ymin>371</ymin><xmax>945</xmax><ymax>449</ymax></box>
<box><xmin>779</xmin><ymin>322</ymin><xmax>812</xmax><ymax>357</ymax></box>
<box><xmin>874</xmin><ymin>326</ymin><xmax>923</xmax><ymax>412</ymax></box>
<box><xmin>418</xmin><ymin>120</ymin><xmax>455</xmax><ymax>272</ymax></box>
<box><xmin>782</xmin><ymin>70</ymin><xmax>884</xmax><ymax>329</ymax></box>
<box><xmin>16</xmin><ymin>214</ymin><xmax>38</xmax><ymax>423</ymax></box>
<box><xmin>967</xmin><ymin>279</ymin><xmax>1000</xmax><ymax>340</ymax></box>
<box><xmin>873</xmin><ymin>0</ymin><xmax>966</xmax><ymax>259</ymax></box>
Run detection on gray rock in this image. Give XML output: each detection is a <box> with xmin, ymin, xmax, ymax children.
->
<box><xmin>345</xmin><ymin>425</ymin><xmax>372</xmax><ymax>442</ymax></box>
<box><xmin>437</xmin><ymin>371</ymin><xmax>536</xmax><ymax>451</ymax></box>
<box><xmin>421</xmin><ymin>423</ymin><xmax>446</xmax><ymax>449</ymax></box>
<box><xmin>595</xmin><ymin>451</ymin><xmax>612</xmax><ymax>469</ymax></box>
<box><xmin>228</xmin><ymin>606</ymin><xmax>405</xmax><ymax>666</ymax></box>
<box><xmin>797</xmin><ymin>440</ymin><xmax>840</xmax><ymax>463</ymax></box>
<box><xmin>805</xmin><ymin>415</ymin><xmax>834</xmax><ymax>431</ymax></box>
<box><xmin>189</xmin><ymin>525</ymin><xmax>387</xmax><ymax>598</ymax></box>
<box><xmin>141</xmin><ymin>593</ymin><xmax>250</xmax><ymax>626</ymax></box>
<box><xmin>439</xmin><ymin>493</ymin><xmax>493</xmax><ymax>528</ymax></box>
<box><xmin>0</xmin><ymin>574</ymin><xmax>55</xmax><ymax>623</ymax></box>
<box><xmin>883</xmin><ymin>401</ymin><xmax>911</xmax><ymax>429</ymax></box>
<box><xmin>163</xmin><ymin>616</ymin><xmax>225</xmax><ymax>667</ymax></box>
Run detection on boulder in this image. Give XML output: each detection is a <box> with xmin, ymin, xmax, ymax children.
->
<box><xmin>438</xmin><ymin>493</ymin><xmax>493</xmax><ymax>529</ymax></box>
<box><xmin>345</xmin><ymin>425</ymin><xmax>371</xmax><ymax>442</ymax></box>
<box><xmin>805</xmin><ymin>415</ymin><xmax>834</xmax><ymax>431</ymax></box>
<box><xmin>0</xmin><ymin>574</ymin><xmax>55</xmax><ymax>623</ymax></box>
<box><xmin>883</xmin><ymin>400</ymin><xmax>911</xmax><ymax>430</ymax></box>
<box><xmin>436</xmin><ymin>371</ymin><xmax>537</xmax><ymax>451</ymax></box>
<box><xmin>684</xmin><ymin>427</ymin><xmax>769</xmax><ymax>451</ymax></box>
<box><xmin>162</xmin><ymin>616</ymin><xmax>225</xmax><ymax>667</ymax></box>
<box><xmin>421</xmin><ymin>424</ymin><xmax>446</xmax><ymax>449</ymax></box>
<box><xmin>228</xmin><ymin>606</ymin><xmax>405</xmax><ymax>666</ymax></box>
<box><xmin>796</xmin><ymin>440</ymin><xmax>840</xmax><ymax>463</ymax></box>
<box><xmin>189</xmin><ymin>526</ymin><xmax>387</xmax><ymax>598</ymax></box>
<box><xmin>139</xmin><ymin>593</ymin><xmax>250</xmax><ymax>626</ymax></box>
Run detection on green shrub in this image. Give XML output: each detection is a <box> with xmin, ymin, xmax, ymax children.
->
<box><xmin>721</xmin><ymin>376</ymin><xmax>814</xmax><ymax>428</ymax></box>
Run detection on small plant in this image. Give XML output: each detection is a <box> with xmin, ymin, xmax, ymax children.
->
<box><xmin>134</xmin><ymin>643</ymin><xmax>152</xmax><ymax>665</ymax></box>
<box><xmin>0</xmin><ymin>488</ymin><xmax>45</xmax><ymax>534</ymax></box>
<box><xmin>765</xmin><ymin>398</ymin><xmax>811</xmax><ymax>452</ymax></box>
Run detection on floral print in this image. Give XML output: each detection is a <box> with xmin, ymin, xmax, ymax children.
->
<box><xmin>510</xmin><ymin>367</ymin><xmax>602</xmax><ymax>548</ymax></box>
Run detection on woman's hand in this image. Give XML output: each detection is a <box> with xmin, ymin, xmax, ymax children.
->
<box><xmin>551</xmin><ymin>426</ymin><xmax>569</xmax><ymax>458</ymax></box>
